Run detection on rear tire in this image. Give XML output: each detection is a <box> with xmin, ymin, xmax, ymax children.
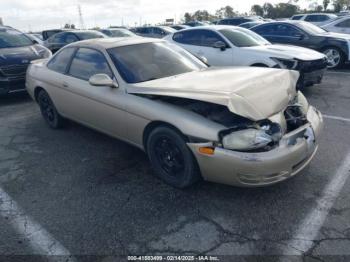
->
<box><xmin>37</xmin><ymin>89</ymin><xmax>65</xmax><ymax>129</ymax></box>
<box><xmin>146</xmin><ymin>127</ymin><xmax>200</xmax><ymax>188</ymax></box>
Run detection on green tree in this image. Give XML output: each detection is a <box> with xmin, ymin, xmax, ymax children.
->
<box><xmin>323</xmin><ymin>0</ymin><xmax>330</xmax><ymax>10</ymax></box>
<box><xmin>251</xmin><ymin>4</ymin><xmax>264</xmax><ymax>16</ymax></box>
<box><xmin>215</xmin><ymin>5</ymin><xmax>236</xmax><ymax>18</ymax></box>
<box><xmin>192</xmin><ymin>10</ymin><xmax>211</xmax><ymax>21</ymax></box>
<box><xmin>263</xmin><ymin>3</ymin><xmax>275</xmax><ymax>17</ymax></box>
<box><xmin>184</xmin><ymin>12</ymin><xmax>192</xmax><ymax>23</ymax></box>
<box><xmin>333</xmin><ymin>0</ymin><xmax>350</xmax><ymax>12</ymax></box>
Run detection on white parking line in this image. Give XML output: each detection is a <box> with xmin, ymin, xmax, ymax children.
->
<box><xmin>324</xmin><ymin>114</ymin><xmax>350</xmax><ymax>123</ymax></box>
<box><xmin>0</xmin><ymin>186</ymin><xmax>76</xmax><ymax>261</ymax></box>
<box><xmin>283</xmin><ymin>151</ymin><xmax>350</xmax><ymax>255</ymax></box>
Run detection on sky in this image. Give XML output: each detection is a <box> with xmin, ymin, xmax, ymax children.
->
<box><xmin>1</xmin><ymin>0</ymin><xmax>320</xmax><ymax>32</ymax></box>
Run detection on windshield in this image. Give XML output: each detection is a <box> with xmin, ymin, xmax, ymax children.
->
<box><xmin>297</xmin><ymin>22</ymin><xmax>327</xmax><ymax>34</ymax></box>
<box><xmin>110</xmin><ymin>29</ymin><xmax>135</xmax><ymax>37</ymax></box>
<box><xmin>76</xmin><ymin>31</ymin><xmax>105</xmax><ymax>40</ymax></box>
<box><xmin>108</xmin><ymin>42</ymin><xmax>207</xmax><ymax>83</ymax></box>
<box><xmin>219</xmin><ymin>28</ymin><xmax>270</xmax><ymax>47</ymax></box>
<box><xmin>0</xmin><ymin>28</ymin><xmax>33</xmax><ymax>48</ymax></box>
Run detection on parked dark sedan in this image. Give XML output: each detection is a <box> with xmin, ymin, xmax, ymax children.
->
<box><xmin>251</xmin><ymin>21</ymin><xmax>350</xmax><ymax>68</ymax></box>
<box><xmin>131</xmin><ymin>26</ymin><xmax>176</xmax><ymax>38</ymax></box>
<box><xmin>44</xmin><ymin>30</ymin><xmax>106</xmax><ymax>53</ymax></box>
<box><xmin>0</xmin><ymin>26</ymin><xmax>51</xmax><ymax>95</ymax></box>
<box><xmin>42</xmin><ymin>29</ymin><xmax>72</xmax><ymax>41</ymax></box>
<box><xmin>99</xmin><ymin>28</ymin><xmax>136</xmax><ymax>37</ymax></box>
<box><xmin>217</xmin><ymin>17</ymin><xmax>257</xmax><ymax>26</ymax></box>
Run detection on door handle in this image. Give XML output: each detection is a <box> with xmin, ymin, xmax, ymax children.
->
<box><xmin>62</xmin><ymin>82</ymin><xmax>69</xmax><ymax>88</ymax></box>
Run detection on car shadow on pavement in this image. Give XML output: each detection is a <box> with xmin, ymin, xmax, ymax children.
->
<box><xmin>0</xmin><ymin>92</ymin><xmax>31</xmax><ymax>107</ymax></box>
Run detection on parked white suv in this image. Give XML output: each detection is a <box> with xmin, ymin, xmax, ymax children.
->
<box><xmin>290</xmin><ymin>13</ymin><xmax>337</xmax><ymax>26</ymax></box>
<box><xmin>322</xmin><ymin>16</ymin><xmax>350</xmax><ymax>34</ymax></box>
<box><xmin>165</xmin><ymin>26</ymin><xmax>327</xmax><ymax>88</ymax></box>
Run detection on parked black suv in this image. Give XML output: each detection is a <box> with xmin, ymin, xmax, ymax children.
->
<box><xmin>252</xmin><ymin>21</ymin><xmax>350</xmax><ymax>68</ymax></box>
<box><xmin>0</xmin><ymin>26</ymin><xmax>51</xmax><ymax>95</ymax></box>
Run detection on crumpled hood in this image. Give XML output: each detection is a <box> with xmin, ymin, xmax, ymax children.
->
<box><xmin>0</xmin><ymin>45</ymin><xmax>40</xmax><ymax>66</ymax></box>
<box><xmin>128</xmin><ymin>67</ymin><xmax>299</xmax><ymax>121</ymax></box>
<box><xmin>244</xmin><ymin>44</ymin><xmax>326</xmax><ymax>61</ymax></box>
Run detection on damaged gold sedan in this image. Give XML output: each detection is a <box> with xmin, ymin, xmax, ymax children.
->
<box><xmin>26</xmin><ymin>38</ymin><xmax>323</xmax><ymax>188</ymax></box>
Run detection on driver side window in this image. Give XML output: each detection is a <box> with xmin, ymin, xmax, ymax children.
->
<box><xmin>200</xmin><ymin>30</ymin><xmax>226</xmax><ymax>47</ymax></box>
<box><xmin>68</xmin><ymin>48</ymin><xmax>113</xmax><ymax>81</ymax></box>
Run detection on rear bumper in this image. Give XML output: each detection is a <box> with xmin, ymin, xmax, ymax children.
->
<box><xmin>188</xmin><ymin>106</ymin><xmax>323</xmax><ymax>187</ymax></box>
<box><xmin>0</xmin><ymin>77</ymin><xmax>26</xmax><ymax>95</ymax></box>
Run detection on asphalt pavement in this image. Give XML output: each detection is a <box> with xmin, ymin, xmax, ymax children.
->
<box><xmin>0</xmin><ymin>68</ymin><xmax>350</xmax><ymax>262</ymax></box>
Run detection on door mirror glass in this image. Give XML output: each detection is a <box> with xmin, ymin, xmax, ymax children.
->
<box><xmin>213</xmin><ymin>41</ymin><xmax>227</xmax><ymax>51</ymax></box>
<box><xmin>199</xmin><ymin>56</ymin><xmax>208</xmax><ymax>65</ymax></box>
<box><xmin>89</xmin><ymin>74</ymin><xmax>118</xmax><ymax>88</ymax></box>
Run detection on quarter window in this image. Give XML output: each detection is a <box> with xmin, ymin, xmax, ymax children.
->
<box><xmin>201</xmin><ymin>30</ymin><xmax>225</xmax><ymax>47</ymax></box>
<box><xmin>47</xmin><ymin>47</ymin><xmax>76</xmax><ymax>74</ymax></box>
<box><xmin>68</xmin><ymin>48</ymin><xmax>113</xmax><ymax>81</ymax></box>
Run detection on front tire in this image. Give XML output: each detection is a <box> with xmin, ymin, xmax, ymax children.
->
<box><xmin>37</xmin><ymin>90</ymin><xmax>65</xmax><ymax>129</ymax></box>
<box><xmin>146</xmin><ymin>127</ymin><xmax>200</xmax><ymax>188</ymax></box>
<box><xmin>322</xmin><ymin>47</ymin><xmax>345</xmax><ymax>69</ymax></box>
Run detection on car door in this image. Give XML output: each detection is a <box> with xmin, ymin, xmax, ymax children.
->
<box><xmin>255</xmin><ymin>24</ymin><xmax>308</xmax><ymax>46</ymax></box>
<box><xmin>172</xmin><ymin>30</ymin><xmax>205</xmax><ymax>58</ymax></box>
<box><xmin>59</xmin><ymin>47</ymin><xmax>126</xmax><ymax>138</ymax></box>
<box><xmin>172</xmin><ymin>29</ymin><xmax>232</xmax><ymax>66</ymax></box>
<box><xmin>152</xmin><ymin>27</ymin><xmax>166</xmax><ymax>38</ymax></box>
<box><xmin>194</xmin><ymin>29</ymin><xmax>233</xmax><ymax>66</ymax></box>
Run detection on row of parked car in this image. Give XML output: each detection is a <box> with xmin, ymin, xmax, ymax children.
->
<box><xmin>1</xmin><ymin>14</ymin><xmax>350</xmax><ymax>97</ymax></box>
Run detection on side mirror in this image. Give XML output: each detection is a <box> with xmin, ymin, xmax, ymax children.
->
<box><xmin>89</xmin><ymin>74</ymin><xmax>118</xmax><ymax>88</ymax></box>
<box><xmin>32</xmin><ymin>39</ymin><xmax>39</xmax><ymax>44</ymax></box>
<box><xmin>213</xmin><ymin>41</ymin><xmax>227</xmax><ymax>51</ymax></box>
<box><xmin>199</xmin><ymin>56</ymin><xmax>208</xmax><ymax>65</ymax></box>
<box><xmin>295</xmin><ymin>34</ymin><xmax>305</xmax><ymax>40</ymax></box>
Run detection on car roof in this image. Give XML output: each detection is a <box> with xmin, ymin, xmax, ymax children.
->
<box><xmin>175</xmin><ymin>25</ymin><xmax>242</xmax><ymax>32</ymax></box>
<box><xmin>69</xmin><ymin>37</ymin><xmax>162</xmax><ymax>49</ymax></box>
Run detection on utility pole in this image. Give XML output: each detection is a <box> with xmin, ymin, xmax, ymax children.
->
<box><xmin>78</xmin><ymin>5</ymin><xmax>85</xmax><ymax>29</ymax></box>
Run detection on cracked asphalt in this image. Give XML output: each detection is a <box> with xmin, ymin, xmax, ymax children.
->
<box><xmin>0</xmin><ymin>69</ymin><xmax>350</xmax><ymax>261</ymax></box>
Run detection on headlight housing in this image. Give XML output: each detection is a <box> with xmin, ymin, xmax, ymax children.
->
<box><xmin>222</xmin><ymin>128</ymin><xmax>273</xmax><ymax>151</ymax></box>
<box><xmin>271</xmin><ymin>57</ymin><xmax>298</xmax><ymax>70</ymax></box>
<box><xmin>32</xmin><ymin>45</ymin><xmax>52</xmax><ymax>59</ymax></box>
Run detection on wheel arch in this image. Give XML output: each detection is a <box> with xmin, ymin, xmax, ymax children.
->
<box><xmin>34</xmin><ymin>86</ymin><xmax>46</xmax><ymax>102</ymax></box>
<box><xmin>142</xmin><ymin>121</ymin><xmax>189</xmax><ymax>151</ymax></box>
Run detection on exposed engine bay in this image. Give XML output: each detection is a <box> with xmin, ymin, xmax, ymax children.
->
<box><xmin>141</xmin><ymin>94</ymin><xmax>309</xmax><ymax>153</ymax></box>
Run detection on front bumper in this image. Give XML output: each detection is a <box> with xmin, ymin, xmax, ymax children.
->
<box><xmin>188</xmin><ymin>106</ymin><xmax>323</xmax><ymax>187</ymax></box>
<box><xmin>0</xmin><ymin>77</ymin><xmax>26</xmax><ymax>95</ymax></box>
<box><xmin>297</xmin><ymin>59</ymin><xmax>328</xmax><ymax>88</ymax></box>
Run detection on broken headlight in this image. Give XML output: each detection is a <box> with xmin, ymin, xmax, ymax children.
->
<box><xmin>271</xmin><ymin>57</ymin><xmax>298</xmax><ymax>70</ymax></box>
<box><xmin>222</xmin><ymin>129</ymin><xmax>273</xmax><ymax>151</ymax></box>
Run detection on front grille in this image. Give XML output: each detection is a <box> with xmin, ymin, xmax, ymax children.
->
<box><xmin>0</xmin><ymin>64</ymin><xmax>29</xmax><ymax>77</ymax></box>
<box><xmin>298</xmin><ymin>58</ymin><xmax>328</xmax><ymax>73</ymax></box>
